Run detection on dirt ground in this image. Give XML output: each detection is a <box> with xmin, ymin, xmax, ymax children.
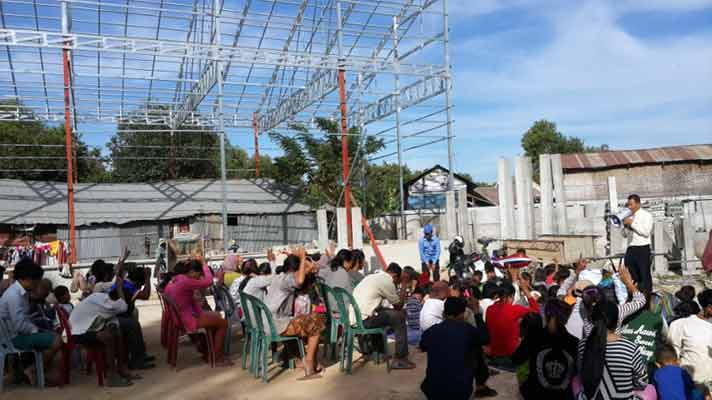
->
<box><xmin>3</xmin><ymin>301</ymin><xmax>519</xmax><ymax>400</ymax></box>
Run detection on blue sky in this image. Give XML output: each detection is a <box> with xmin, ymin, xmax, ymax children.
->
<box><xmin>445</xmin><ymin>0</ymin><xmax>712</xmax><ymax>181</ymax></box>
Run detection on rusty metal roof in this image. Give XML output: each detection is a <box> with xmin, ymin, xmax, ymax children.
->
<box><xmin>561</xmin><ymin>144</ymin><xmax>712</xmax><ymax>172</ymax></box>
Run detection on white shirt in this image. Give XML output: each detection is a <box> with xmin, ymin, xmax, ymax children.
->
<box><xmin>69</xmin><ymin>292</ymin><xmax>127</xmax><ymax>335</ymax></box>
<box><xmin>419</xmin><ymin>298</ymin><xmax>444</xmax><ymax>332</ymax></box>
<box><xmin>668</xmin><ymin>315</ymin><xmax>712</xmax><ymax>384</ymax></box>
<box><xmin>625</xmin><ymin>208</ymin><xmax>653</xmax><ymax>247</ymax></box>
<box><xmin>480</xmin><ymin>298</ymin><xmax>495</xmax><ymax>322</ymax></box>
<box><xmin>351</xmin><ymin>271</ymin><xmax>400</xmax><ymax>324</ymax></box>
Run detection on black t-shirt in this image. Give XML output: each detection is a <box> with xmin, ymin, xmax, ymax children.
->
<box><xmin>419</xmin><ymin>318</ymin><xmax>489</xmax><ymax>400</ymax></box>
<box><xmin>513</xmin><ymin>330</ymin><xmax>579</xmax><ymax>400</ymax></box>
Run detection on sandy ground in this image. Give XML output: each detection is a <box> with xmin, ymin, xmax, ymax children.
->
<box><xmin>3</xmin><ymin>301</ymin><xmax>519</xmax><ymax>400</ymax></box>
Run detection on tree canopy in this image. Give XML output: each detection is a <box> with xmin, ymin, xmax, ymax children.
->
<box><xmin>0</xmin><ymin>100</ymin><xmax>106</xmax><ymax>182</ymax></box>
<box><xmin>522</xmin><ymin>119</ymin><xmax>608</xmax><ymax>177</ymax></box>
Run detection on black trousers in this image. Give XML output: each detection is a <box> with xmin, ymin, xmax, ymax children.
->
<box><xmin>624</xmin><ymin>244</ymin><xmax>652</xmax><ymax>293</ymax></box>
<box><xmin>421</xmin><ymin>261</ymin><xmax>440</xmax><ymax>282</ymax></box>
<box><xmin>117</xmin><ymin>316</ymin><xmax>147</xmax><ymax>365</ymax></box>
<box><xmin>362</xmin><ymin>308</ymin><xmax>409</xmax><ymax>359</ymax></box>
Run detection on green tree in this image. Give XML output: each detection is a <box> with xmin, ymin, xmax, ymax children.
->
<box><xmin>108</xmin><ymin>105</ymin><xmax>220</xmax><ymax>182</ymax></box>
<box><xmin>522</xmin><ymin>119</ymin><xmax>608</xmax><ymax>177</ymax></box>
<box><xmin>226</xmin><ymin>146</ymin><xmax>275</xmax><ymax>179</ymax></box>
<box><xmin>0</xmin><ymin>100</ymin><xmax>106</xmax><ymax>182</ymax></box>
<box><xmin>268</xmin><ymin>117</ymin><xmax>386</xmax><ymax>213</ymax></box>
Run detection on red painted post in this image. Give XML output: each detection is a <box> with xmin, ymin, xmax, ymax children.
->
<box><xmin>62</xmin><ymin>47</ymin><xmax>77</xmax><ymax>265</ymax></box>
<box><xmin>338</xmin><ymin>69</ymin><xmax>353</xmax><ymax>248</ymax></box>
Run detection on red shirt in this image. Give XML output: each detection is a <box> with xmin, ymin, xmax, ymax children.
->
<box><xmin>485</xmin><ymin>297</ymin><xmax>540</xmax><ymax>357</ymax></box>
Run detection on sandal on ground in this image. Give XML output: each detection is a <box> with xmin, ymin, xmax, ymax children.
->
<box><xmin>106</xmin><ymin>376</ymin><xmax>133</xmax><ymax>388</ymax></box>
<box><xmin>474</xmin><ymin>386</ymin><xmax>498</xmax><ymax>397</ymax></box>
<box><xmin>389</xmin><ymin>359</ymin><xmax>416</xmax><ymax>370</ymax></box>
<box><xmin>297</xmin><ymin>368</ymin><xmax>323</xmax><ymax>381</ymax></box>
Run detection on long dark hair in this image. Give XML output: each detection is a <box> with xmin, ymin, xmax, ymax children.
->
<box><xmin>330</xmin><ymin>249</ymin><xmax>353</xmax><ymax>272</ymax></box>
<box><xmin>582</xmin><ymin>299</ymin><xmax>619</xmax><ymax>398</ymax></box>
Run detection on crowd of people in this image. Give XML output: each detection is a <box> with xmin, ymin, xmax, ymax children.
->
<box><xmin>2</xmin><ymin>213</ymin><xmax>711</xmax><ymax>400</ymax></box>
<box><xmin>410</xmin><ymin>237</ymin><xmax>712</xmax><ymax>400</ymax></box>
<box><xmin>0</xmin><ymin>248</ymin><xmax>155</xmax><ymax>387</ymax></box>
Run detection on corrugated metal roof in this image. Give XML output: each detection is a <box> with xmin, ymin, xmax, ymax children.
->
<box><xmin>561</xmin><ymin>144</ymin><xmax>712</xmax><ymax>172</ymax></box>
<box><xmin>0</xmin><ymin>179</ymin><xmax>311</xmax><ymax>226</ymax></box>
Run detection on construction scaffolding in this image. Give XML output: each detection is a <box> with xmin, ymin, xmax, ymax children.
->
<box><xmin>0</xmin><ymin>0</ymin><xmax>456</xmax><ymax>257</ymax></box>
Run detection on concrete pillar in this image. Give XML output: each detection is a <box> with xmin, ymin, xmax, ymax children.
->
<box><xmin>551</xmin><ymin>154</ymin><xmax>569</xmax><ymax>234</ymax></box>
<box><xmin>445</xmin><ymin>190</ymin><xmax>457</xmax><ymax>240</ymax></box>
<box><xmin>653</xmin><ymin>221</ymin><xmax>669</xmax><ymax>274</ymax></box>
<box><xmin>607</xmin><ymin>176</ymin><xmax>619</xmax><ymax>213</ymax></box>
<box><xmin>523</xmin><ymin>156</ymin><xmax>535</xmax><ymax>239</ymax></box>
<box><xmin>497</xmin><ymin>158</ymin><xmax>515</xmax><ymax>240</ymax></box>
<box><xmin>539</xmin><ymin>154</ymin><xmax>554</xmax><ymax>236</ymax></box>
<box><xmin>336</xmin><ymin>208</ymin><xmax>348</xmax><ymax>250</ymax></box>
<box><xmin>682</xmin><ymin>201</ymin><xmax>700</xmax><ymax>273</ymax></box>
<box><xmin>607</xmin><ymin>176</ymin><xmax>625</xmax><ymax>255</ymax></box>
<box><xmin>316</xmin><ymin>209</ymin><xmax>328</xmax><ymax>250</ymax></box>
<box><xmin>352</xmin><ymin>207</ymin><xmax>364</xmax><ymax>249</ymax></box>
<box><xmin>457</xmin><ymin>188</ymin><xmax>472</xmax><ymax>252</ymax></box>
<box><xmin>514</xmin><ymin>157</ymin><xmax>527</xmax><ymax>239</ymax></box>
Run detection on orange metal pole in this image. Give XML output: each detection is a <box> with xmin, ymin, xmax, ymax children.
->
<box><xmin>338</xmin><ymin>69</ymin><xmax>353</xmax><ymax>248</ymax></box>
<box><xmin>252</xmin><ymin>112</ymin><xmax>260</xmax><ymax>178</ymax></box>
<box><xmin>62</xmin><ymin>47</ymin><xmax>77</xmax><ymax>265</ymax></box>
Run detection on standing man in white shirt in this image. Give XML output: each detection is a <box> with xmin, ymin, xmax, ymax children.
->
<box><xmin>623</xmin><ymin>194</ymin><xmax>654</xmax><ymax>293</ymax></box>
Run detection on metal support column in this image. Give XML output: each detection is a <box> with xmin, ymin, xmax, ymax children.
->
<box><xmin>213</xmin><ymin>0</ymin><xmax>228</xmax><ymax>252</ymax></box>
<box><xmin>61</xmin><ymin>1</ymin><xmax>76</xmax><ymax>264</ymax></box>
<box><xmin>336</xmin><ymin>1</ymin><xmax>353</xmax><ymax>248</ymax></box>
<box><xmin>253</xmin><ymin>112</ymin><xmax>260</xmax><ymax>178</ymax></box>
<box><xmin>393</xmin><ymin>16</ymin><xmax>406</xmax><ymax>240</ymax></box>
<box><xmin>442</xmin><ymin>0</ymin><xmax>455</xmax><ymax>189</ymax></box>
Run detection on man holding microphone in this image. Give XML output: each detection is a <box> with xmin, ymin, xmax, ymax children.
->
<box><xmin>623</xmin><ymin>194</ymin><xmax>654</xmax><ymax>293</ymax></box>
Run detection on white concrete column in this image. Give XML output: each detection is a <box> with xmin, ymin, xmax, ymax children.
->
<box><xmin>336</xmin><ymin>208</ymin><xmax>348</xmax><ymax>249</ymax></box>
<box><xmin>551</xmin><ymin>154</ymin><xmax>569</xmax><ymax>234</ymax></box>
<box><xmin>653</xmin><ymin>221</ymin><xmax>669</xmax><ymax>274</ymax></box>
<box><xmin>351</xmin><ymin>207</ymin><xmax>364</xmax><ymax>249</ymax></box>
<box><xmin>497</xmin><ymin>158</ymin><xmax>515</xmax><ymax>240</ymax></box>
<box><xmin>607</xmin><ymin>176</ymin><xmax>619</xmax><ymax>213</ymax></box>
<box><xmin>514</xmin><ymin>157</ymin><xmax>527</xmax><ymax>239</ymax></box>
<box><xmin>457</xmin><ymin>188</ymin><xmax>471</xmax><ymax>250</ymax></box>
<box><xmin>539</xmin><ymin>154</ymin><xmax>554</xmax><ymax>236</ymax></box>
<box><xmin>607</xmin><ymin>176</ymin><xmax>625</xmax><ymax>255</ymax></box>
<box><xmin>316</xmin><ymin>209</ymin><xmax>329</xmax><ymax>250</ymax></box>
<box><xmin>523</xmin><ymin>156</ymin><xmax>535</xmax><ymax>239</ymax></box>
<box><xmin>682</xmin><ymin>202</ymin><xmax>700</xmax><ymax>273</ymax></box>
<box><xmin>445</xmin><ymin>190</ymin><xmax>457</xmax><ymax>240</ymax></box>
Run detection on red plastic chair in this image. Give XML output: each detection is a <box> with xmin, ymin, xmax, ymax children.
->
<box><xmin>54</xmin><ymin>305</ymin><xmax>108</xmax><ymax>386</ymax></box>
<box><xmin>159</xmin><ymin>293</ymin><xmax>215</xmax><ymax>369</ymax></box>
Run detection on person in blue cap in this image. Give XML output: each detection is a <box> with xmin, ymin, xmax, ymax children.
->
<box><xmin>419</xmin><ymin>224</ymin><xmax>441</xmax><ymax>282</ymax></box>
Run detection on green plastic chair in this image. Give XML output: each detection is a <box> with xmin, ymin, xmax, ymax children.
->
<box><xmin>238</xmin><ymin>292</ymin><xmax>261</xmax><ymax>377</ymax></box>
<box><xmin>331</xmin><ymin>287</ymin><xmax>390</xmax><ymax>374</ymax></box>
<box><xmin>316</xmin><ymin>281</ymin><xmax>343</xmax><ymax>360</ymax></box>
<box><xmin>245</xmin><ymin>293</ymin><xmax>305</xmax><ymax>383</ymax></box>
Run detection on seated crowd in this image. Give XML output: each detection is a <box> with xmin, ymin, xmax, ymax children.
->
<box><xmin>2</xmin><ymin>243</ymin><xmax>711</xmax><ymax>400</ymax></box>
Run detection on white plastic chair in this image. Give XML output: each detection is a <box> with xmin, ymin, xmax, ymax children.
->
<box><xmin>0</xmin><ymin>318</ymin><xmax>45</xmax><ymax>391</ymax></box>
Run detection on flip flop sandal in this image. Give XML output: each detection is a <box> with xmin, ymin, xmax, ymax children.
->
<box><xmin>297</xmin><ymin>371</ymin><xmax>323</xmax><ymax>381</ymax></box>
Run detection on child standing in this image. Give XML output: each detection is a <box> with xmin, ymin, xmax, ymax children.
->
<box><xmin>653</xmin><ymin>344</ymin><xmax>704</xmax><ymax>400</ymax></box>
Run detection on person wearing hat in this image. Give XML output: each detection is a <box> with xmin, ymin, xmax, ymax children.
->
<box><xmin>419</xmin><ymin>297</ymin><xmax>496</xmax><ymax>400</ymax></box>
<box><xmin>419</xmin><ymin>224</ymin><xmax>441</xmax><ymax>282</ymax></box>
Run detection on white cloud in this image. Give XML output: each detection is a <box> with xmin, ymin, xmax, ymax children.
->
<box><xmin>451</xmin><ymin>1</ymin><xmax>712</xmax><ymax>180</ymax></box>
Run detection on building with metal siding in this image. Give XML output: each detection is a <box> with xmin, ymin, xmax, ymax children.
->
<box><xmin>0</xmin><ymin>179</ymin><xmax>315</xmax><ymax>262</ymax></box>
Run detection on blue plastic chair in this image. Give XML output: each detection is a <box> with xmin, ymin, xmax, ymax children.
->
<box><xmin>245</xmin><ymin>293</ymin><xmax>305</xmax><ymax>383</ymax></box>
<box><xmin>212</xmin><ymin>284</ymin><xmax>236</xmax><ymax>355</ymax></box>
<box><xmin>0</xmin><ymin>318</ymin><xmax>45</xmax><ymax>391</ymax></box>
<box><xmin>331</xmin><ymin>287</ymin><xmax>390</xmax><ymax>374</ymax></box>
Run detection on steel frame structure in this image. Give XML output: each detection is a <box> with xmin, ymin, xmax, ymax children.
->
<box><xmin>0</xmin><ymin>0</ymin><xmax>455</xmax><ymax>254</ymax></box>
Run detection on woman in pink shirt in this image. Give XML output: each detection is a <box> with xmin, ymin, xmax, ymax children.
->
<box><xmin>164</xmin><ymin>259</ymin><xmax>231</xmax><ymax>366</ymax></box>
